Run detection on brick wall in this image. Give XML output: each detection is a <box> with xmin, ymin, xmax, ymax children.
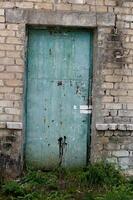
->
<box><xmin>0</xmin><ymin>0</ymin><xmax>133</xmax><ymax>178</ymax></box>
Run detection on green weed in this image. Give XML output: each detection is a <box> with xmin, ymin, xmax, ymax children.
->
<box><xmin>80</xmin><ymin>162</ymin><xmax>125</xmax><ymax>188</ymax></box>
<box><xmin>2</xmin><ymin>181</ymin><xmax>25</xmax><ymax>196</ymax></box>
<box><xmin>0</xmin><ymin>162</ymin><xmax>132</xmax><ymax>200</ymax></box>
<box><xmin>96</xmin><ymin>186</ymin><xmax>133</xmax><ymax>200</ymax></box>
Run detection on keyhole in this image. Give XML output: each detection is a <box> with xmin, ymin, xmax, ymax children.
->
<box><xmin>64</xmin><ymin>136</ymin><xmax>67</xmax><ymax>145</ymax></box>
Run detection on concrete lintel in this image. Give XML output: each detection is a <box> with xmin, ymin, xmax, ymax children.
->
<box><xmin>97</xmin><ymin>13</ymin><xmax>115</xmax><ymax>27</ymax></box>
<box><xmin>7</xmin><ymin>122</ymin><xmax>23</xmax><ymax>130</ymax></box>
<box><xmin>6</xmin><ymin>9</ymin><xmax>115</xmax><ymax>27</ymax></box>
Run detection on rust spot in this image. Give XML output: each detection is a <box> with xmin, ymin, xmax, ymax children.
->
<box><xmin>57</xmin><ymin>81</ymin><xmax>63</xmax><ymax>86</ymax></box>
<box><xmin>70</xmin><ymin>81</ymin><xmax>72</xmax><ymax>87</ymax></box>
<box><xmin>49</xmin><ymin>48</ymin><xmax>52</xmax><ymax>55</ymax></box>
<box><xmin>58</xmin><ymin>136</ymin><xmax>67</xmax><ymax>166</ymax></box>
<box><xmin>76</xmin><ymin>85</ymin><xmax>80</xmax><ymax>94</ymax></box>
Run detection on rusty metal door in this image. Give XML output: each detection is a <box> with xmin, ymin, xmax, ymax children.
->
<box><xmin>25</xmin><ymin>27</ymin><xmax>93</xmax><ymax>168</ymax></box>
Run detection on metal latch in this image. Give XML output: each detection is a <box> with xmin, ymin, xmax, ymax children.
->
<box><xmin>80</xmin><ymin>105</ymin><xmax>92</xmax><ymax>114</ymax></box>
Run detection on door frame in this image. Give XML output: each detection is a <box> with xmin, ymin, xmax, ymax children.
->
<box><xmin>6</xmin><ymin>10</ymin><xmax>115</xmax><ymax>167</ymax></box>
<box><xmin>24</xmin><ymin>26</ymin><xmax>94</xmax><ymax>167</ymax></box>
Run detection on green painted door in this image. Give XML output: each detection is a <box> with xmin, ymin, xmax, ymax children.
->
<box><xmin>25</xmin><ymin>27</ymin><xmax>93</xmax><ymax>169</ymax></box>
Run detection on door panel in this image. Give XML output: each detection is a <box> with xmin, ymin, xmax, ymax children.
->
<box><xmin>25</xmin><ymin>28</ymin><xmax>92</xmax><ymax>168</ymax></box>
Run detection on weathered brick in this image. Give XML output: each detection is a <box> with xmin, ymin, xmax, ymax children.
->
<box><xmin>0</xmin><ymin>44</ymin><xmax>15</xmax><ymax>50</ymax></box>
<box><xmin>119</xmin><ymin>97</ymin><xmax>133</xmax><ymax>103</ymax></box>
<box><xmin>96</xmin><ymin>124</ymin><xmax>108</xmax><ymax>130</ymax></box>
<box><xmin>54</xmin><ymin>4</ymin><xmax>72</xmax><ymax>11</ymax></box>
<box><xmin>102</xmin><ymin>69</ymin><xmax>113</xmax><ymax>75</ymax></box>
<box><xmin>115</xmin><ymin>83</ymin><xmax>133</xmax><ymax>90</ymax></box>
<box><xmin>0</xmin><ymin>2</ymin><xmax>15</xmax><ymax>8</ymax></box>
<box><xmin>16</xmin><ymin>73</ymin><xmax>23</xmax><ymax>80</ymax></box>
<box><xmin>119</xmin><ymin>110</ymin><xmax>133</xmax><ymax>117</ymax></box>
<box><xmin>108</xmin><ymin>123</ymin><xmax>117</xmax><ymax>130</ymax></box>
<box><xmin>65</xmin><ymin>0</ymin><xmax>84</xmax><ymax>4</ymax></box>
<box><xmin>6</xmin><ymin>51</ymin><xmax>21</xmax><ymax>58</ymax></box>
<box><xmin>123</xmin><ymin>2</ymin><xmax>133</xmax><ymax>7</ymax></box>
<box><xmin>114</xmin><ymin>7</ymin><xmax>131</xmax><ymax>15</ymax></box>
<box><xmin>110</xmin><ymin>90</ymin><xmax>127</xmax><ymax>96</ymax></box>
<box><xmin>16</xmin><ymin>2</ymin><xmax>34</xmax><ymax>9</ymax></box>
<box><xmin>5</xmin><ymin>108</ymin><xmax>21</xmax><ymax>115</ymax></box>
<box><xmin>16</xmin><ymin>58</ymin><xmax>24</xmax><ymax>65</ymax></box>
<box><xmin>0</xmin><ymin>87</ymin><xmax>14</xmax><ymax>93</ymax></box>
<box><xmin>112</xmin><ymin>151</ymin><xmax>129</xmax><ymax>157</ymax></box>
<box><xmin>105</xmin><ymin>143</ymin><xmax>120</xmax><ymax>150</ymax></box>
<box><xmin>0</xmin><ymin>114</ymin><xmax>13</xmax><ymax>121</ymax></box>
<box><xmin>34</xmin><ymin>3</ymin><xmax>53</xmax><ymax>9</ymax></box>
<box><xmin>105</xmin><ymin>103</ymin><xmax>122</xmax><ymax>109</ymax></box>
<box><xmin>105</xmin><ymin>75</ymin><xmax>122</xmax><ymax>83</ymax></box>
<box><xmin>0</xmin><ymin>16</ymin><xmax>5</xmax><ymax>23</ymax></box>
<box><xmin>0</xmin><ymin>51</ymin><xmax>5</xmax><ymax>57</ymax></box>
<box><xmin>72</xmin><ymin>4</ymin><xmax>90</xmax><ymax>11</ymax></box>
<box><xmin>0</xmin><ymin>80</ymin><xmax>4</xmax><ymax>86</ymax></box>
<box><xmin>102</xmin><ymin>83</ymin><xmax>113</xmax><ymax>89</ymax></box>
<box><xmin>0</xmin><ymin>73</ymin><xmax>14</xmax><ymax>79</ymax></box>
<box><xmin>118</xmin><ymin>157</ymin><xmax>129</xmax><ymax>170</ymax></box>
<box><xmin>127</xmin><ymin>104</ymin><xmax>133</xmax><ymax>109</ymax></box>
<box><xmin>0</xmin><ymin>121</ymin><xmax>6</xmax><ymax>128</ymax></box>
<box><xmin>0</xmin><ymin>36</ymin><xmax>5</xmax><ymax>43</ymax></box>
<box><xmin>86</xmin><ymin>0</ymin><xmax>104</xmax><ymax>5</ymax></box>
<box><xmin>0</xmin><ymin>101</ymin><xmax>13</xmax><ymax>107</ymax></box>
<box><xmin>5</xmin><ymin>94</ymin><xmax>21</xmax><ymax>101</ymax></box>
<box><xmin>0</xmin><ymin>30</ymin><xmax>15</xmax><ymax>37</ymax></box>
<box><xmin>0</xmin><ymin>58</ymin><xmax>14</xmax><ymax>65</ymax></box>
<box><xmin>15</xmin><ymin>87</ymin><xmax>23</xmax><ymax>94</ymax></box>
<box><xmin>117</xmin><ymin>124</ymin><xmax>127</xmax><ymax>130</ymax></box>
<box><xmin>6</xmin><ymin>65</ymin><xmax>24</xmax><ymax>72</ymax></box>
<box><xmin>96</xmin><ymin>6</ymin><xmax>107</xmax><ymax>13</ymax></box>
<box><xmin>6</xmin><ymin>37</ymin><xmax>22</xmax><ymax>44</ymax></box>
<box><xmin>7</xmin><ymin>24</ymin><xmax>19</xmax><ymax>31</ymax></box>
<box><xmin>102</xmin><ymin>96</ymin><xmax>113</xmax><ymax>103</ymax></box>
<box><xmin>5</xmin><ymin>80</ymin><xmax>23</xmax><ymax>86</ymax></box>
<box><xmin>104</xmin><ymin>0</ymin><xmax>116</xmax><ymax>6</ymax></box>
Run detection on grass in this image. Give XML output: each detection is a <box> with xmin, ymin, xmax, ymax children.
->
<box><xmin>0</xmin><ymin>162</ymin><xmax>133</xmax><ymax>200</ymax></box>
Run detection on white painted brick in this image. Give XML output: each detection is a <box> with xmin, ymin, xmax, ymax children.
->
<box><xmin>7</xmin><ymin>122</ymin><xmax>23</xmax><ymax>130</ymax></box>
<box><xmin>117</xmin><ymin>124</ymin><xmax>127</xmax><ymax>131</ymax></box>
<box><xmin>126</xmin><ymin>124</ymin><xmax>133</xmax><ymax>131</ymax></box>
<box><xmin>108</xmin><ymin>123</ymin><xmax>117</xmax><ymax>130</ymax></box>
<box><xmin>96</xmin><ymin>124</ymin><xmax>108</xmax><ymax>130</ymax></box>
<box><xmin>0</xmin><ymin>9</ymin><xmax>4</xmax><ymax>15</ymax></box>
<box><xmin>112</xmin><ymin>150</ymin><xmax>129</xmax><ymax>157</ymax></box>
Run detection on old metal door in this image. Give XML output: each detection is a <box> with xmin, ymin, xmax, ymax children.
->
<box><xmin>25</xmin><ymin>27</ymin><xmax>93</xmax><ymax>168</ymax></box>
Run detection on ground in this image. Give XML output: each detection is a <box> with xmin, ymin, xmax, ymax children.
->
<box><xmin>0</xmin><ymin>162</ymin><xmax>133</xmax><ymax>200</ymax></box>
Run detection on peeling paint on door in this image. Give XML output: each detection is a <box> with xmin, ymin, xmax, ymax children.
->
<box><xmin>25</xmin><ymin>27</ymin><xmax>93</xmax><ymax>169</ymax></box>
